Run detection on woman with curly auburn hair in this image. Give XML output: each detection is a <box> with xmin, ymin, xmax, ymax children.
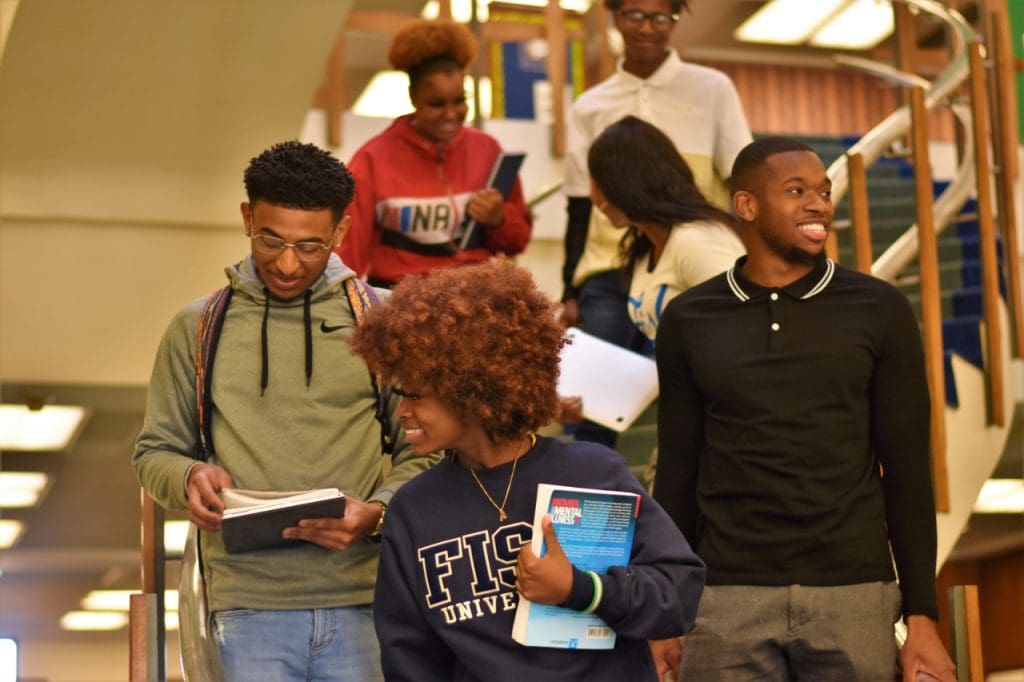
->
<box><xmin>350</xmin><ymin>259</ymin><xmax>705</xmax><ymax>681</ymax></box>
<box><xmin>336</xmin><ymin>19</ymin><xmax>531</xmax><ymax>289</ymax></box>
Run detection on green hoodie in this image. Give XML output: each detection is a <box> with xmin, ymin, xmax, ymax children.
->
<box><xmin>133</xmin><ymin>253</ymin><xmax>436</xmax><ymax>612</ymax></box>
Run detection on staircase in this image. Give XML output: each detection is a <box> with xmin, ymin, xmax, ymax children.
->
<box><xmin>799</xmin><ymin>133</ymin><xmax>1019</xmax><ymax>566</ymax></box>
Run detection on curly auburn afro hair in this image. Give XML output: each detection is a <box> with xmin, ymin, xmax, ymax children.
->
<box><xmin>388</xmin><ymin>19</ymin><xmax>477</xmax><ymax>91</ymax></box>
<box><xmin>350</xmin><ymin>259</ymin><xmax>566</xmax><ymax>444</ymax></box>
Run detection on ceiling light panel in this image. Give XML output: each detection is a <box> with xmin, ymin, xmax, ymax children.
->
<box><xmin>0</xmin><ymin>520</ymin><xmax>24</xmax><ymax>549</ymax></box>
<box><xmin>0</xmin><ymin>472</ymin><xmax>48</xmax><ymax>508</ymax></box>
<box><xmin>60</xmin><ymin>611</ymin><xmax>129</xmax><ymax>631</ymax></box>
<box><xmin>810</xmin><ymin>0</ymin><xmax>895</xmax><ymax>49</ymax></box>
<box><xmin>0</xmin><ymin>404</ymin><xmax>86</xmax><ymax>451</ymax></box>
<box><xmin>421</xmin><ymin>1</ymin><xmax>592</xmax><ymax>22</ymax></box>
<box><xmin>81</xmin><ymin>589</ymin><xmax>180</xmax><ymax>612</ymax></box>
<box><xmin>735</xmin><ymin>0</ymin><xmax>847</xmax><ymax>45</ymax></box>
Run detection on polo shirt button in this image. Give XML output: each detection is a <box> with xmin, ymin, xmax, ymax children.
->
<box><xmin>770</xmin><ymin>293</ymin><xmax>779</xmax><ymax>301</ymax></box>
<box><xmin>771</xmin><ymin>323</ymin><xmax>780</xmax><ymax>331</ymax></box>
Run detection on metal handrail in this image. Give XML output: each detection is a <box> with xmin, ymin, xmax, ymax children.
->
<box><xmin>827</xmin><ymin>1</ymin><xmax>976</xmax><ymax>254</ymax></box>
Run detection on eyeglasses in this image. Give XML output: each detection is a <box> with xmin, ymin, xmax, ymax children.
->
<box><xmin>250</xmin><ymin>233</ymin><xmax>334</xmax><ymax>261</ymax></box>
<box><xmin>616</xmin><ymin>9</ymin><xmax>679</xmax><ymax>30</ymax></box>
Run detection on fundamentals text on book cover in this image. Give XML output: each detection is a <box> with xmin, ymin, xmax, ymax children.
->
<box><xmin>511</xmin><ymin>484</ymin><xmax>640</xmax><ymax>649</ymax></box>
<box><xmin>220</xmin><ymin>488</ymin><xmax>345</xmax><ymax>554</ymax></box>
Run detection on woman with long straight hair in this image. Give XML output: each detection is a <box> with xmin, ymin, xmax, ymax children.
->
<box><xmin>587</xmin><ymin>115</ymin><xmax>744</xmax><ymax>343</ymax></box>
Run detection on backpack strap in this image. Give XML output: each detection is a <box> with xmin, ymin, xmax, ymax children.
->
<box><xmin>343</xmin><ymin>277</ymin><xmax>395</xmax><ymax>455</ymax></box>
<box><xmin>193</xmin><ymin>286</ymin><xmax>233</xmax><ymax>461</ymax></box>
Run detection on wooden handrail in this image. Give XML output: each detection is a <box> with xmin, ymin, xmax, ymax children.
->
<box><xmin>825</xmin><ymin>231</ymin><xmax>839</xmax><ymax>263</ymax></box>
<box><xmin>967</xmin><ymin>40</ymin><xmax>1005</xmax><ymax>427</ymax></box>
<box><xmin>129</xmin><ymin>593</ymin><xmax>157</xmax><ymax>682</ymax></box>
<box><xmin>909</xmin><ymin>86</ymin><xmax>949</xmax><ymax>514</ymax></box>
<box><xmin>948</xmin><ymin>585</ymin><xmax>985</xmax><ymax>682</ymax></box>
<box><xmin>848</xmin><ymin>152</ymin><xmax>873</xmax><ymax>274</ymax></box>
<box><xmin>988</xmin><ymin>6</ymin><xmax>1024</xmax><ymax>358</ymax></box>
<box><xmin>139</xmin><ymin>491</ymin><xmax>166</xmax><ymax>681</ymax></box>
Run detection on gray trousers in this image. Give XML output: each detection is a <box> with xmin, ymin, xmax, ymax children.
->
<box><xmin>681</xmin><ymin>582</ymin><xmax>902</xmax><ymax>681</ymax></box>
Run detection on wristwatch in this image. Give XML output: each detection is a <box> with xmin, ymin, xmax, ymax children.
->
<box><xmin>366</xmin><ymin>500</ymin><xmax>387</xmax><ymax>539</ymax></box>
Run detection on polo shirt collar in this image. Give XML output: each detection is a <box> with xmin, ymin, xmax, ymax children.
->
<box><xmin>726</xmin><ymin>256</ymin><xmax>836</xmax><ymax>302</ymax></box>
<box><xmin>614</xmin><ymin>49</ymin><xmax>684</xmax><ymax>88</ymax></box>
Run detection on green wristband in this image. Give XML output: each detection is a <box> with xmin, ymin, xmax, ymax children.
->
<box><xmin>580</xmin><ymin>571</ymin><xmax>603</xmax><ymax>615</ymax></box>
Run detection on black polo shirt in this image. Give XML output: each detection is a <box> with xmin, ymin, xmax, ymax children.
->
<box><xmin>654</xmin><ymin>256</ymin><xmax>938</xmax><ymax>619</ymax></box>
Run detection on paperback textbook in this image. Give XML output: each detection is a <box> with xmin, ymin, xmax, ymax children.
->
<box><xmin>511</xmin><ymin>484</ymin><xmax>640</xmax><ymax>649</ymax></box>
<box><xmin>220</xmin><ymin>487</ymin><xmax>345</xmax><ymax>554</ymax></box>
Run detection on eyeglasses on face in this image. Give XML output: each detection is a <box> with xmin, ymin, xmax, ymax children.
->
<box><xmin>250</xmin><ymin>233</ymin><xmax>333</xmax><ymax>261</ymax></box>
<box><xmin>616</xmin><ymin>9</ymin><xmax>678</xmax><ymax>30</ymax></box>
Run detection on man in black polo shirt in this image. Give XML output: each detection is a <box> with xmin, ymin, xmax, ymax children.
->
<box><xmin>654</xmin><ymin>137</ymin><xmax>955</xmax><ymax>681</ymax></box>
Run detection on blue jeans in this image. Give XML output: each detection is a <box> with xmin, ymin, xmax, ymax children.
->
<box><xmin>212</xmin><ymin>605</ymin><xmax>382</xmax><ymax>682</ymax></box>
<box><xmin>575</xmin><ymin>269</ymin><xmax>646</xmax><ymax>448</ymax></box>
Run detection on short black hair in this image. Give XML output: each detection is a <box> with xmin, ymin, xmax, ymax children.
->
<box><xmin>729</xmin><ymin>137</ymin><xmax>818</xmax><ymax>195</ymax></box>
<box><xmin>243</xmin><ymin>141</ymin><xmax>355</xmax><ymax>221</ymax></box>
<box><xmin>604</xmin><ymin>0</ymin><xmax>688</xmax><ymax>13</ymax></box>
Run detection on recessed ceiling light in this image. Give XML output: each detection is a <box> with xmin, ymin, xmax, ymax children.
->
<box><xmin>973</xmin><ymin>479</ymin><xmax>1024</xmax><ymax>513</ymax></box>
<box><xmin>420</xmin><ymin>1</ymin><xmax>592</xmax><ymax>22</ymax></box>
<box><xmin>735</xmin><ymin>0</ymin><xmax>847</xmax><ymax>45</ymax></box>
<box><xmin>810</xmin><ymin>0</ymin><xmax>894</xmax><ymax>49</ymax></box>
<box><xmin>81</xmin><ymin>589</ymin><xmax>180</xmax><ymax>612</ymax></box>
<box><xmin>735</xmin><ymin>0</ymin><xmax>894</xmax><ymax>50</ymax></box>
<box><xmin>0</xmin><ymin>472</ymin><xmax>49</xmax><ymax>508</ymax></box>
<box><xmin>60</xmin><ymin>611</ymin><xmax>129</xmax><ymax>631</ymax></box>
<box><xmin>0</xmin><ymin>404</ymin><xmax>86</xmax><ymax>451</ymax></box>
<box><xmin>0</xmin><ymin>520</ymin><xmax>24</xmax><ymax>549</ymax></box>
<box><xmin>352</xmin><ymin>73</ymin><xmax>488</xmax><ymax>120</ymax></box>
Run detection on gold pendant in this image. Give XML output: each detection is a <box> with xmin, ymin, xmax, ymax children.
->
<box><xmin>498</xmin><ymin>510</ymin><xmax>507</xmax><ymax>522</ymax></box>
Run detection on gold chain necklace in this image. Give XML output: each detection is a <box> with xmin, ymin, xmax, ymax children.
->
<box><xmin>467</xmin><ymin>434</ymin><xmax>536</xmax><ymax>522</ymax></box>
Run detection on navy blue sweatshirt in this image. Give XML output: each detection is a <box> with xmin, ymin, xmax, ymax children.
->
<box><xmin>374</xmin><ymin>436</ymin><xmax>705</xmax><ymax>681</ymax></box>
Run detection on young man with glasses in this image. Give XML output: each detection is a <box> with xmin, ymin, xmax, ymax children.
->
<box><xmin>559</xmin><ymin>0</ymin><xmax>752</xmax><ymax>448</ymax></box>
<box><xmin>133</xmin><ymin>141</ymin><xmax>436</xmax><ymax>680</ymax></box>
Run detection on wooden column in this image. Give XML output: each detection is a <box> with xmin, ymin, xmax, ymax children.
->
<box><xmin>590</xmin><ymin>1</ymin><xmax>614</xmax><ymax>84</ymax></box>
<box><xmin>968</xmin><ymin>40</ymin><xmax>1005</xmax><ymax>427</ymax></box>
<box><xmin>909</xmin><ymin>86</ymin><xmax>949</xmax><ymax>513</ymax></box>
<box><xmin>318</xmin><ymin>25</ymin><xmax>347</xmax><ymax>148</ymax></box>
<box><xmin>987</xmin><ymin>2</ymin><xmax>1024</xmax><ymax>357</ymax></box>
<box><xmin>848</xmin><ymin>152</ymin><xmax>873</xmax><ymax>274</ymax></box>
<box><xmin>544</xmin><ymin>0</ymin><xmax>567</xmax><ymax>157</ymax></box>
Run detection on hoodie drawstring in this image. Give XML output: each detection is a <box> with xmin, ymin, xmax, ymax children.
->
<box><xmin>258</xmin><ymin>287</ymin><xmax>315</xmax><ymax>395</ymax></box>
<box><xmin>260</xmin><ymin>288</ymin><xmax>270</xmax><ymax>396</ymax></box>
<box><xmin>303</xmin><ymin>290</ymin><xmax>313</xmax><ymax>387</ymax></box>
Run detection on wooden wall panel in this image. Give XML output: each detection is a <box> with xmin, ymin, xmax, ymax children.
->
<box><xmin>702</xmin><ymin>60</ymin><xmax>954</xmax><ymax>141</ymax></box>
<box><xmin>977</xmin><ymin>551</ymin><xmax>1024</xmax><ymax>671</ymax></box>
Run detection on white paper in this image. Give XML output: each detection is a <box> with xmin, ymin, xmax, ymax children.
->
<box><xmin>557</xmin><ymin>327</ymin><xmax>658</xmax><ymax>432</ymax></box>
<box><xmin>221</xmin><ymin>487</ymin><xmax>343</xmax><ymax>517</ymax></box>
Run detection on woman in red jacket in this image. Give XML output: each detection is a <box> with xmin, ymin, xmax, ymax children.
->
<box><xmin>337</xmin><ymin>19</ymin><xmax>532</xmax><ymax>287</ymax></box>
